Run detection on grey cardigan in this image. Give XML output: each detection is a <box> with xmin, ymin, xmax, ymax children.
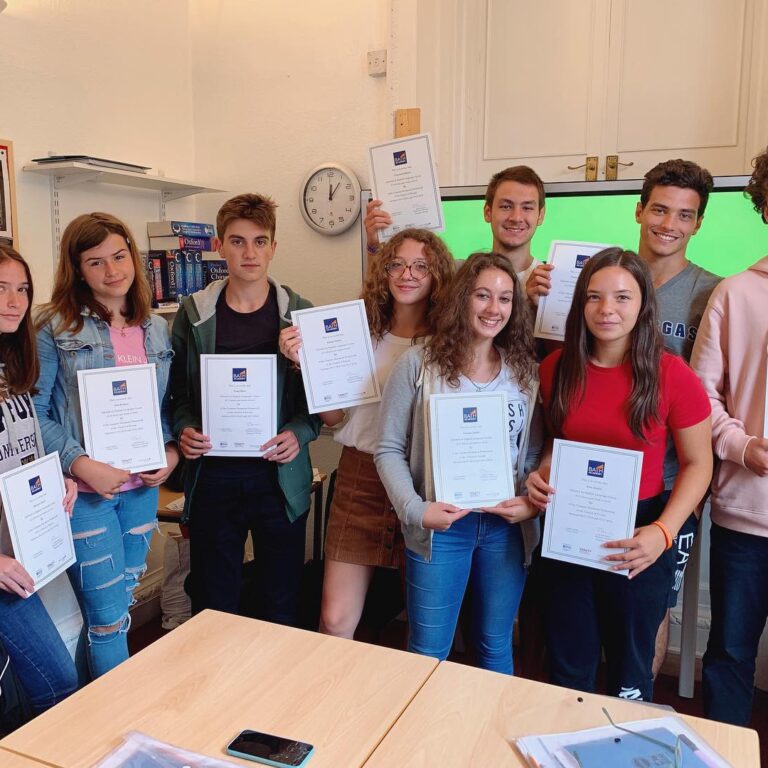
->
<box><xmin>374</xmin><ymin>345</ymin><xmax>542</xmax><ymax>564</ymax></box>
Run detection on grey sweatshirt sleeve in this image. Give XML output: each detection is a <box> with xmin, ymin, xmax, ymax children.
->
<box><xmin>374</xmin><ymin>348</ymin><xmax>430</xmax><ymax>529</ymax></box>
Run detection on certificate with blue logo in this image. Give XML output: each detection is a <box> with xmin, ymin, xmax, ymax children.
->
<box><xmin>429</xmin><ymin>391</ymin><xmax>514</xmax><ymax>508</ymax></box>
<box><xmin>367</xmin><ymin>132</ymin><xmax>444</xmax><ymax>242</ymax></box>
<box><xmin>78</xmin><ymin>363</ymin><xmax>166</xmax><ymax>473</ymax></box>
<box><xmin>291</xmin><ymin>300</ymin><xmax>380</xmax><ymax>414</ymax></box>
<box><xmin>542</xmin><ymin>439</ymin><xmax>643</xmax><ymax>573</ymax></box>
<box><xmin>534</xmin><ymin>240</ymin><xmax>612</xmax><ymax>341</ymax></box>
<box><xmin>0</xmin><ymin>451</ymin><xmax>75</xmax><ymax>591</ymax></box>
<box><xmin>201</xmin><ymin>355</ymin><xmax>277</xmax><ymax>456</ymax></box>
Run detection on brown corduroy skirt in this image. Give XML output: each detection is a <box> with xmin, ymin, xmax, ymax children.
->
<box><xmin>324</xmin><ymin>445</ymin><xmax>404</xmax><ymax>568</ymax></box>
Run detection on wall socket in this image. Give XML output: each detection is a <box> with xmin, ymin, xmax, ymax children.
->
<box><xmin>367</xmin><ymin>49</ymin><xmax>387</xmax><ymax>77</ymax></box>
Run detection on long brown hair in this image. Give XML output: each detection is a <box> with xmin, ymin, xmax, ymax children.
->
<box><xmin>363</xmin><ymin>228</ymin><xmax>454</xmax><ymax>339</ymax></box>
<box><xmin>0</xmin><ymin>244</ymin><xmax>38</xmax><ymax>395</ymax></box>
<box><xmin>426</xmin><ymin>252</ymin><xmax>537</xmax><ymax>390</ymax></box>
<box><xmin>550</xmin><ymin>247</ymin><xmax>663</xmax><ymax>440</ymax></box>
<box><xmin>36</xmin><ymin>212</ymin><xmax>152</xmax><ymax>334</ymax></box>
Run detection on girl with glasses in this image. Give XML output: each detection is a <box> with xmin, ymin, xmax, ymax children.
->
<box><xmin>279</xmin><ymin>229</ymin><xmax>454</xmax><ymax>639</ymax></box>
<box><xmin>375</xmin><ymin>252</ymin><xmax>541</xmax><ymax>673</ymax></box>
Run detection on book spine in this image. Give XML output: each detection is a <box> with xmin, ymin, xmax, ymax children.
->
<box><xmin>204</xmin><ymin>260</ymin><xmax>229</xmax><ymax>285</ymax></box>
<box><xmin>148</xmin><ymin>235</ymin><xmax>215</xmax><ymax>250</ymax></box>
<box><xmin>150</xmin><ymin>257</ymin><xmax>164</xmax><ymax>303</ymax></box>
<box><xmin>163</xmin><ymin>251</ymin><xmax>179</xmax><ymax>300</ymax></box>
<box><xmin>183</xmin><ymin>250</ymin><xmax>195</xmax><ymax>296</ymax></box>
<box><xmin>147</xmin><ymin>221</ymin><xmax>215</xmax><ymax>238</ymax></box>
<box><xmin>193</xmin><ymin>251</ymin><xmax>203</xmax><ymax>292</ymax></box>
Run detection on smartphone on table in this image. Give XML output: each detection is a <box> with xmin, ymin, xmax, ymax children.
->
<box><xmin>226</xmin><ymin>729</ymin><xmax>314</xmax><ymax>767</ymax></box>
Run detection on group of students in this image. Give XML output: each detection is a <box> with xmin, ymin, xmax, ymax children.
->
<box><xmin>0</xmin><ymin>147</ymin><xmax>766</xmax><ymax>732</ymax></box>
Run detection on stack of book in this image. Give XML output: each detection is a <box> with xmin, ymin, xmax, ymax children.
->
<box><xmin>145</xmin><ymin>220</ymin><xmax>228</xmax><ymax>307</ymax></box>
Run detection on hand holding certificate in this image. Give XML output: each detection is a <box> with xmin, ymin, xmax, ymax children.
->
<box><xmin>541</xmin><ymin>439</ymin><xmax>643</xmax><ymax>575</ymax></box>
<box><xmin>201</xmin><ymin>355</ymin><xmax>277</xmax><ymax>457</ymax></box>
<box><xmin>291</xmin><ymin>300</ymin><xmax>381</xmax><ymax>413</ymax></box>
<box><xmin>0</xmin><ymin>452</ymin><xmax>75</xmax><ymax>592</ymax></box>
<box><xmin>534</xmin><ymin>241</ymin><xmax>612</xmax><ymax>341</ymax></box>
<box><xmin>78</xmin><ymin>364</ymin><xmax>166</xmax><ymax>473</ymax></box>
<box><xmin>429</xmin><ymin>391</ymin><xmax>515</xmax><ymax>509</ymax></box>
<box><xmin>368</xmin><ymin>133</ymin><xmax>444</xmax><ymax>242</ymax></box>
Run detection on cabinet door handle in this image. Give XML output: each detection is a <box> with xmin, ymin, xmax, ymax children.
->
<box><xmin>605</xmin><ymin>155</ymin><xmax>634</xmax><ymax>180</ymax></box>
<box><xmin>567</xmin><ymin>156</ymin><xmax>598</xmax><ymax>181</ymax></box>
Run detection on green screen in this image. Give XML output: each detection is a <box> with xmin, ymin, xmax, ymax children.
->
<box><xmin>440</xmin><ymin>190</ymin><xmax>765</xmax><ymax>278</ymax></box>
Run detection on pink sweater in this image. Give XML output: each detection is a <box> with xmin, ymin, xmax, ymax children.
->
<box><xmin>690</xmin><ymin>255</ymin><xmax>768</xmax><ymax>536</ymax></box>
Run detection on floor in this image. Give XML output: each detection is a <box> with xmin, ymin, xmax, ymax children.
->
<box><xmin>129</xmin><ymin>609</ymin><xmax>768</xmax><ymax>765</ymax></box>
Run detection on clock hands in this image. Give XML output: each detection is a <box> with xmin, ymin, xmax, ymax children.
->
<box><xmin>329</xmin><ymin>182</ymin><xmax>340</xmax><ymax>201</ymax></box>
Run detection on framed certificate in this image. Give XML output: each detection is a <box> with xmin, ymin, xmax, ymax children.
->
<box><xmin>367</xmin><ymin>132</ymin><xmax>444</xmax><ymax>242</ymax></box>
<box><xmin>534</xmin><ymin>240</ymin><xmax>612</xmax><ymax>341</ymax></box>
<box><xmin>429</xmin><ymin>391</ymin><xmax>515</xmax><ymax>508</ymax></box>
<box><xmin>201</xmin><ymin>355</ymin><xmax>277</xmax><ymax>457</ymax></box>
<box><xmin>78</xmin><ymin>364</ymin><xmax>166</xmax><ymax>473</ymax></box>
<box><xmin>0</xmin><ymin>452</ymin><xmax>75</xmax><ymax>591</ymax></box>
<box><xmin>541</xmin><ymin>439</ymin><xmax>643</xmax><ymax>574</ymax></box>
<box><xmin>292</xmin><ymin>300</ymin><xmax>381</xmax><ymax>413</ymax></box>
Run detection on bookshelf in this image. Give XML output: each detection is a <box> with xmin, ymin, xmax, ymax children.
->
<box><xmin>23</xmin><ymin>161</ymin><xmax>223</xmax><ymax>201</ymax></box>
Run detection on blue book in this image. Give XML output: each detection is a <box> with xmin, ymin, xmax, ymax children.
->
<box><xmin>192</xmin><ymin>251</ymin><xmax>203</xmax><ymax>292</ymax></box>
<box><xmin>204</xmin><ymin>260</ymin><xmax>229</xmax><ymax>285</ymax></box>
<box><xmin>147</xmin><ymin>220</ymin><xmax>215</xmax><ymax>238</ymax></box>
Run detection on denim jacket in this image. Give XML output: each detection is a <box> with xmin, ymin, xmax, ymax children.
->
<box><xmin>34</xmin><ymin>310</ymin><xmax>174</xmax><ymax>474</ymax></box>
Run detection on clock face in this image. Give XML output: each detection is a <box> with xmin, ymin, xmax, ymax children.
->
<box><xmin>300</xmin><ymin>163</ymin><xmax>361</xmax><ymax>235</ymax></box>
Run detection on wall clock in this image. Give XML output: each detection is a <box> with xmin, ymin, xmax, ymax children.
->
<box><xmin>299</xmin><ymin>162</ymin><xmax>361</xmax><ymax>235</ymax></box>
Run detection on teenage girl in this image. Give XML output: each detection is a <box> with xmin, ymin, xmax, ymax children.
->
<box><xmin>279</xmin><ymin>228</ymin><xmax>454</xmax><ymax>638</ymax></box>
<box><xmin>34</xmin><ymin>213</ymin><xmax>178</xmax><ymax>678</ymax></box>
<box><xmin>0</xmin><ymin>243</ymin><xmax>78</xmax><ymax>715</ymax></box>
<box><xmin>375</xmin><ymin>252</ymin><xmax>541</xmax><ymax>673</ymax></box>
<box><xmin>528</xmin><ymin>247</ymin><xmax>712</xmax><ymax>701</ymax></box>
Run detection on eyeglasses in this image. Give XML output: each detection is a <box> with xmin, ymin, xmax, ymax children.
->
<box><xmin>384</xmin><ymin>260</ymin><xmax>431</xmax><ymax>280</ymax></box>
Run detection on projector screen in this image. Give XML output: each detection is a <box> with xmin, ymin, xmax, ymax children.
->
<box><xmin>362</xmin><ymin>176</ymin><xmax>765</xmax><ymax>278</ymax></box>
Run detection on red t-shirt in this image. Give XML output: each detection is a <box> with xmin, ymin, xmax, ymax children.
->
<box><xmin>539</xmin><ymin>350</ymin><xmax>710</xmax><ymax>499</ymax></box>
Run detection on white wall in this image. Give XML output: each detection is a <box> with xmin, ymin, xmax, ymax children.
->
<box><xmin>0</xmin><ymin>0</ymin><xmax>197</xmax><ymax>299</ymax></box>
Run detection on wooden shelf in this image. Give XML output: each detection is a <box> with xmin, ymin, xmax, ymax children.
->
<box><xmin>23</xmin><ymin>161</ymin><xmax>224</xmax><ymax>201</ymax></box>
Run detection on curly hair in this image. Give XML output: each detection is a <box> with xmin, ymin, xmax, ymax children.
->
<box><xmin>640</xmin><ymin>159</ymin><xmax>713</xmax><ymax>216</ymax></box>
<box><xmin>363</xmin><ymin>228</ymin><xmax>454</xmax><ymax>339</ymax></box>
<box><xmin>425</xmin><ymin>252</ymin><xmax>537</xmax><ymax>391</ymax></box>
<box><xmin>745</xmin><ymin>146</ymin><xmax>768</xmax><ymax>223</ymax></box>
<box><xmin>550</xmin><ymin>248</ymin><xmax>663</xmax><ymax>441</ymax></box>
<box><xmin>0</xmin><ymin>244</ymin><xmax>38</xmax><ymax>395</ymax></box>
<box><xmin>35</xmin><ymin>212</ymin><xmax>152</xmax><ymax>335</ymax></box>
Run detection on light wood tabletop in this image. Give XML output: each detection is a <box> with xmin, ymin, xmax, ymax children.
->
<box><xmin>362</xmin><ymin>660</ymin><xmax>761</xmax><ymax>767</ymax></box>
<box><xmin>0</xmin><ymin>610</ymin><xmax>437</xmax><ymax>768</ymax></box>
<box><xmin>0</xmin><ymin>749</ymin><xmax>59</xmax><ymax>768</ymax></box>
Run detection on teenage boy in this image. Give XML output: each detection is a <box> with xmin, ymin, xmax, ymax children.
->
<box><xmin>692</xmin><ymin>148</ymin><xmax>768</xmax><ymax>726</ymax></box>
<box><xmin>365</xmin><ymin>165</ymin><xmax>546</xmax><ymax>283</ymax></box>
<box><xmin>170</xmin><ymin>193</ymin><xmax>321</xmax><ymax>624</ymax></box>
<box><xmin>527</xmin><ymin>159</ymin><xmax>720</xmax><ymax>671</ymax></box>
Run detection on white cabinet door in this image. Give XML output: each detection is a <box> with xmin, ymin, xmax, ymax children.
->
<box><xmin>402</xmin><ymin>0</ymin><xmax>766</xmax><ymax>183</ymax></box>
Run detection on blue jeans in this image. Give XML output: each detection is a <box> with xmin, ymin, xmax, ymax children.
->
<box><xmin>0</xmin><ymin>590</ymin><xmax>78</xmax><ymax>713</ymax></box>
<box><xmin>67</xmin><ymin>485</ymin><xmax>158</xmax><ymax>679</ymax></box>
<box><xmin>405</xmin><ymin>512</ymin><xmax>527</xmax><ymax>674</ymax></box>
<box><xmin>703</xmin><ymin>523</ymin><xmax>768</xmax><ymax>725</ymax></box>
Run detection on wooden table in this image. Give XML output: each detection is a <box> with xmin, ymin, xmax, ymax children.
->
<box><xmin>0</xmin><ymin>610</ymin><xmax>437</xmax><ymax>768</ymax></box>
<box><xmin>362</xmin><ymin>661</ymin><xmax>761</xmax><ymax>767</ymax></box>
<box><xmin>0</xmin><ymin>751</ymin><xmax>57</xmax><ymax>768</ymax></box>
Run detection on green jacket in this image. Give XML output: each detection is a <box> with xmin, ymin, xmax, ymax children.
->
<box><xmin>170</xmin><ymin>276</ymin><xmax>322</xmax><ymax>523</ymax></box>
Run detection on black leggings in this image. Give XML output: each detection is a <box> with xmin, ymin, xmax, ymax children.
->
<box><xmin>543</xmin><ymin>493</ymin><xmax>675</xmax><ymax>701</ymax></box>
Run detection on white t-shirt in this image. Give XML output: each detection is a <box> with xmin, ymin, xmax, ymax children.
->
<box><xmin>517</xmin><ymin>257</ymin><xmax>542</xmax><ymax>291</ymax></box>
<box><xmin>334</xmin><ymin>332</ymin><xmax>415</xmax><ymax>455</ymax></box>
<box><xmin>433</xmin><ymin>358</ymin><xmax>528</xmax><ymax>472</ymax></box>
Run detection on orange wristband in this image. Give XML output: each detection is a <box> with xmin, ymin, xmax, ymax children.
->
<box><xmin>651</xmin><ymin>520</ymin><xmax>673</xmax><ymax>550</ymax></box>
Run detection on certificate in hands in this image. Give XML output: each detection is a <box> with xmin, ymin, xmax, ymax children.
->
<box><xmin>0</xmin><ymin>452</ymin><xmax>75</xmax><ymax>591</ymax></box>
<box><xmin>292</xmin><ymin>300</ymin><xmax>381</xmax><ymax>414</ymax></box>
<box><xmin>534</xmin><ymin>241</ymin><xmax>612</xmax><ymax>341</ymax></box>
<box><xmin>78</xmin><ymin>364</ymin><xmax>166</xmax><ymax>473</ymax></box>
<box><xmin>541</xmin><ymin>439</ymin><xmax>643</xmax><ymax>574</ymax></box>
<box><xmin>368</xmin><ymin>132</ymin><xmax>444</xmax><ymax>242</ymax></box>
<box><xmin>201</xmin><ymin>355</ymin><xmax>277</xmax><ymax>457</ymax></box>
<box><xmin>429</xmin><ymin>391</ymin><xmax>515</xmax><ymax>508</ymax></box>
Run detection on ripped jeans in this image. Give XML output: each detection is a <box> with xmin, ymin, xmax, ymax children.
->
<box><xmin>67</xmin><ymin>485</ymin><xmax>158</xmax><ymax>679</ymax></box>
